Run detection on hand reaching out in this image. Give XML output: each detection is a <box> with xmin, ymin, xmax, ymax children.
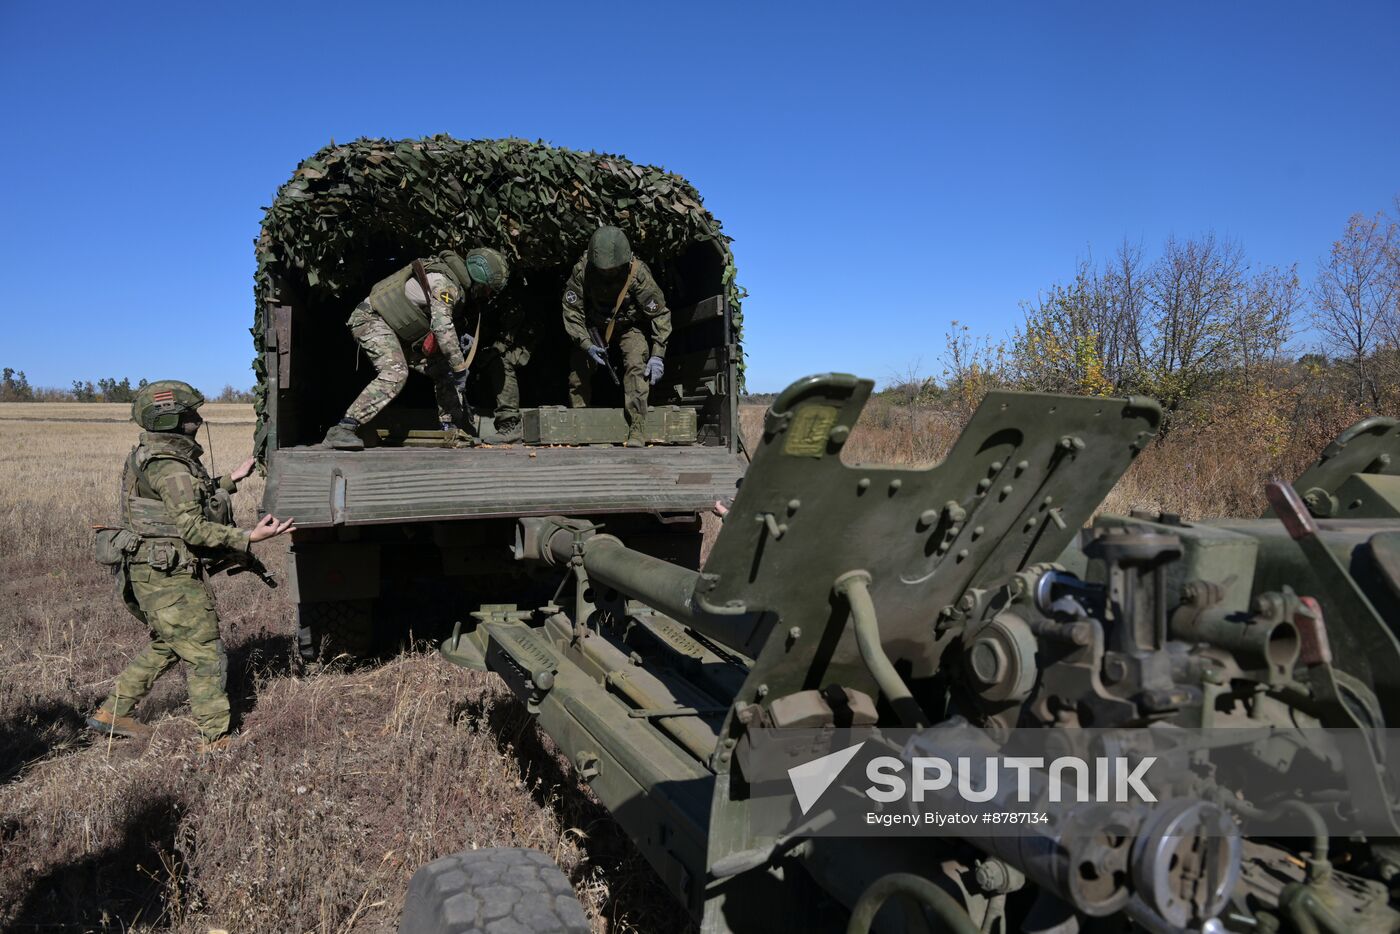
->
<box><xmin>231</xmin><ymin>456</ymin><xmax>257</xmax><ymax>483</ymax></box>
<box><xmin>250</xmin><ymin>513</ymin><xmax>296</xmax><ymax>543</ymax></box>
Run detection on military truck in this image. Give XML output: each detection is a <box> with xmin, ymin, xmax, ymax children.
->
<box><xmin>401</xmin><ymin>376</ymin><xmax>1400</xmax><ymax>933</ymax></box>
<box><xmin>252</xmin><ymin>138</ymin><xmax>746</xmax><ymax>656</ymax></box>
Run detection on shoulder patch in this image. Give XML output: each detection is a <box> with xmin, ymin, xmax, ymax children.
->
<box><xmin>158</xmin><ymin>470</ymin><xmax>198</xmax><ymax>505</ymax></box>
<box><xmin>438</xmin><ymin>289</ymin><xmax>455</xmax><ymax>305</ymax></box>
<box><xmin>564</xmin><ymin>290</ymin><xmax>578</xmax><ymax>305</ymax></box>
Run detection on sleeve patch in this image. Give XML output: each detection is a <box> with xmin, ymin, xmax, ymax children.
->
<box><xmin>160</xmin><ymin>471</ymin><xmax>198</xmax><ymax>505</ymax></box>
<box><xmin>564</xmin><ymin>290</ymin><xmax>578</xmax><ymax>305</ymax></box>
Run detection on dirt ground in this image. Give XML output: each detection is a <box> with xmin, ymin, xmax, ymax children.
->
<box><xmin>0</xmin><ymin>397</ymin><xmax>1346</xmax><ymax>932</ymax></box>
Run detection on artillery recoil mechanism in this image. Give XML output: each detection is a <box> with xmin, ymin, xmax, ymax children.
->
<box><xmin>407</xmin><ymin>374</ymin><xmax>1400</xmax><ymax>934</ymax></box>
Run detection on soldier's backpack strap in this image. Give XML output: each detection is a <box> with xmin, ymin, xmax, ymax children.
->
<box><xmin>603</xmin><ymin>259</ymin><xmax>639</xmax><ymax>345</ymax></box>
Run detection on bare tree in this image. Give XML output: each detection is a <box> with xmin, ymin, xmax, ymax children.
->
<box><xmin>1009</xmin><ymin>234</ymin><xmax>1294</xmax><ymax>422</ymax></box>
<box><xmin>1311</xmin><ymin>211</ymin><xmax>1399</xmax><ymax>406</ymax></box>
<box><xmin>1231</xmin><ymin>264</ymin><xmax>1299</xmax><ymax>390</ymax></box>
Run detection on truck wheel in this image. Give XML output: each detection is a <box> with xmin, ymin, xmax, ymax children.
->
<box><xmin>297</xmin><ymin>599</ymin><xmax>375</xmax><ymax>661</ymax></box>
<box><xmin>398</xmin><ymin>847</ymin><xmax>589</xmax><ymax>934</ymax></box>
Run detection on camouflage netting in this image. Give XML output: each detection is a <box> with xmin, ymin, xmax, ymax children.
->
<box><xmin>251</xmin><ymin>135</ymin><xmax>744</xmax><ymax>447</ymax></box>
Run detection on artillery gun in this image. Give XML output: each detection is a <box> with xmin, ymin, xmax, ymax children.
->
<box><xmin>401</xmin><ymin>374</ymin><xmax>1400</xmax><ymax>933</ymax></box>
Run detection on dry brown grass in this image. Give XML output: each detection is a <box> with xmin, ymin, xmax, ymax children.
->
<box><xmin>1</xmin><ymin>397</ymin><xmax>1356</xmax><ymax>932</ymax></box>
<box><xmin>739</xmin><ymin>394</ymin><xmax>1354</xmax><ymax>521</ymax></box>
<box><xmin>0</xmin><ymin>402</ymin><xmax>254</xmax><ymax>424</ymax></box>
<box><xmin>0</xmin><ymin>407</ymin><xmax>673</xmax><ymax>933</ymax></box>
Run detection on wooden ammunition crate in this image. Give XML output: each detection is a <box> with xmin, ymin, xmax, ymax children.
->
<box><xmin>521</xmin><ymin>406</ymin><xmax>698</xmax><ymax>445</ymax></box>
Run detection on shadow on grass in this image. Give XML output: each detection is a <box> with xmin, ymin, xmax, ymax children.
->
<box><xmin>7</xmin><ymin>794</ymin><xmax>191</xmax><ymax>930</ymax></box>
<box><xmin>0</xmin><ymin>699</ymin><xmax>89</xmax><ymax>786</ymax></box>
<box><xmin>120</xmin><ymin>630</ymin><xmax>301</xmax><ymax>732</ymax></box>
<box><xmin>452</xmin><ymin>692</ymin><xmax>694</xmax><ymax>933</ymax></box>
<box><xmin>226</xmin><ymin>630</ymin><xmax>298</xmax><ymax>728</ymax></box>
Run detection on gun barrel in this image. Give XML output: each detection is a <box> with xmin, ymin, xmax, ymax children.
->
<box><xmin>538</xmin><ymin>523</ymin><xmax>703</xmax><ymax>627</ymax></box>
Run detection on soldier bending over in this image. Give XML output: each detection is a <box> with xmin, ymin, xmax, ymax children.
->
<box><xmin>323</xmin><ymin>247</ymin><xmax>510</xmax><ymax>450</ymax></box>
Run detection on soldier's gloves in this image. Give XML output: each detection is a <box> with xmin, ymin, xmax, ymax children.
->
<box><xmin>458</xmin><ymin>331</ymin><xmax>475</xmax><ymax>352</ymax></box>
<box><xmin>451</xmin><ymin>369</ymin><xmax>469</xmax><ymax>394</ymax></box>
<box><xmin>644</xmin><ymin>355</ymin><xmax>665</xmax><ymax>385</ymax></box>
<box><xmin>587</xmin><ymin>344</ymin><xmax>608</xmax><ymax>366</ymax></box>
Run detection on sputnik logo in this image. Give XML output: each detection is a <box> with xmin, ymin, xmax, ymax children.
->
<box><xmin>787</xmin><ymin>742</ymin><xmax>866</xmax><ymax>814</ymax></box>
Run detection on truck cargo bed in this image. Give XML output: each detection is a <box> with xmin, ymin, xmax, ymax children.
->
<box><xmin>264</xmin><ymin>445</ymin><xmax>745</xmax><ymax>528</ymax></box>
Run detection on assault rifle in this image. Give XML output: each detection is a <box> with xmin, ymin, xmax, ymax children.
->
<box><xmin>208</xmin><ymin>549</ymin><xmax>278</xmax><ymax>588</ymax></box>
<box><xmin>586</xmin><ymin>326</ymin><xmax>621</xmax><ymax>386</ymax></box>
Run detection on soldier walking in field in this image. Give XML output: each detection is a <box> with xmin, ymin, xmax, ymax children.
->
<box><xmin>89</xmin><ymin>381</ymin><xmax>295</xmax><ymax>751</ymax></box>
<box><xmin>322</xmin><ymin>247</ymin><xmax>510</xmax><ymax>451</ymax></box>
<box><xmin>561</xmin><ymin>226</ymin><xmax>671</xmax><ymax>447</ymax></box>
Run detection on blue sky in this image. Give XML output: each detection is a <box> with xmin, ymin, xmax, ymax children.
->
<box><xmin>1</xmin><ymin>1</ymin><xmax>1396</xmax><ymax>394</ymax></box>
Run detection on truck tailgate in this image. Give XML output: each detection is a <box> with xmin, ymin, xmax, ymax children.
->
<box><xmin>264</xmin><ymin>446</ymin><xmax>745</xmax><ymax>528</ymax></box>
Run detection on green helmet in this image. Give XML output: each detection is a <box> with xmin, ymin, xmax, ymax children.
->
<box><xmin>463</xmin><ymin>247</ymin><xmax>510</xmax><ymax>291</ymax></box>
<box><xmin>131</xmin><ymin>380</ymin><xmax>204</xmax><ymax>432</ymax></box>
<box><xmin>587</xmin><ymin>226</ymin><xmax>632</xmax><ymax>271</ymax></box>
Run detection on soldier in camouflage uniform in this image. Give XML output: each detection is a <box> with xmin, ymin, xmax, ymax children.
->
<box><xmin>562</xmin><ymin>226</ymin><xmax>671</xmax><ymax>447</ymax></box>
<box><xmin>89</xmin><ymin>381</ymin><xmax>295</xmax><ymax>750</ymax></box>
<box><xmin>323</xmin><ymin>247</ymin><xmax>511</xmax><ymax>450</ymax></box>
<box><xmin>480</xmin><ymin>299</ymin><xmax>539</xmax><ymax>444</ymax></box>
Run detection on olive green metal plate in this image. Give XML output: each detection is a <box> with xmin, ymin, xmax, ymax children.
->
<box><xmin>694</xmin><ymin>374</ymin><xmax>1162</xmax><ymax>700</ymax></box>
<box><xmin>1281</xmin><ymin>416</ymin><xmax>1400</xmax><ymax>519</ymax></box>
<box><xmin>522</xmin><ymin>406</ymin><xmax>698</xmax><ymax>445</ymax></box>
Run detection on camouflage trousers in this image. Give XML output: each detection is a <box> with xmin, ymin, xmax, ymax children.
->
<box><xmin>102</xmin><ymin>562</ymin><xmax>229</xmax><ymax>741</ymax></box>
<box><xmin>568</xmin><ymin>327</ymin><xmax>650</xmax><ymax>428</ymax></box>
<box><xmin>486</xmin><ymin>343</ymin><xmax>531</xmax><ymax>428</ymax></box>
<box><xmin>344</xmin><ymin>304</ymin><xmax>465</xmax><ymax>426</ymax></box>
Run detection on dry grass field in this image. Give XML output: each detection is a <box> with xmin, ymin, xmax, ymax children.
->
<box><xmin>0</xmin><ymin>396</ymin><xmax>1354</xmax><ymax>932</ymax></box>
<box><xmin>0</xmin><ymin>405</ymin><xmax>667</xmax><ymax>933</ymax></box>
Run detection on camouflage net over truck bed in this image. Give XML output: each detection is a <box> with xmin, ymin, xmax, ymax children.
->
<box><xmin>251</xmin><ymin>136</ymin><xmax>744</xmax><ymax>451</ymax></box>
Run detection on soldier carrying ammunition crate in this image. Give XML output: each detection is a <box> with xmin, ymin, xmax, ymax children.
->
<box><xmin>561</xmin><ymin>226</ymin><xmax>671</xmax><ymax>447</ymax></box>
<box><xmin>323</xmin><ymin>247</ymin><xmax>510</xmax><ymax>451</ymax></box>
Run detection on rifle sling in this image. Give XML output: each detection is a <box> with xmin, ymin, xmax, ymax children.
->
<box><xmin>603</xmin><ymin>259</ymin><xmax>639</xmax><ymax>345</ymax></box>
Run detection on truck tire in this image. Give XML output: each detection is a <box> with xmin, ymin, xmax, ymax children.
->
<box><xmin>297</xmin><ymin>599</ymin><xmax>375</xmax><ymax>661</ymax></box>
<box><xmin>398</xmin><ymin>847</ymin><xmax>589</xmax><ymax>934</ymax></box>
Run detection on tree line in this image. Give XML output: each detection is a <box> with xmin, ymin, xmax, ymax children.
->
<box><xmin>0</xmin><ymin>370</ymin><xmax>255</xmax><ymax>404</ymax></box>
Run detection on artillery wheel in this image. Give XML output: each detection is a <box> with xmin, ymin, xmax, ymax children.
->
<box><xmin>398</xmin><ymin>847</ymin><xmax>589</xmax><ymax>934</ymax></box>
<box><xmin>297</xmin><ymin>599</ymin><xmax>375</xmax><ymax>661</ymax></box>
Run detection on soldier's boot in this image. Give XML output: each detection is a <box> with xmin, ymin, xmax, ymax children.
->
<box><xmin>200</xmin><ymin>733</ymin><xmax>239</xmax><ymax>754</ymax></box>
<box><xmin>483</xmin><ymin>418</ymin><xmax>523</xmax><ymax>444</ymax></box>
<box><xmin>87</xmin><ymin>707</ymin><xmax>152</xmax><ymax>739</ymax></box>
<box><xmin>624</xmin><ymin>425</ymin><xmax>645</xmax><ymax>448</ymax></box>
<box><xmin>323</xmin><ymin>421</ymin><xmax>365</xmax><ymax>451</ymax></box>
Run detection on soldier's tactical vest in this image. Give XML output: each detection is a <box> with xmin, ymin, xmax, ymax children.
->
<box><xmin>367</xmin><ymin>252</ymin><xmax>473</xmax><ymax>344</ymax></box>
<box><xmin>120</xmin><ymin>434</ymin><xmax>232</xmax><ymax>541</ymax></box>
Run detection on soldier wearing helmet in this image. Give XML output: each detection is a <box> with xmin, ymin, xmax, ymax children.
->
<box><xmin>561</xmin><ymin>226</ymin><xmax>671</xmax><ymax>447</ymax></box>
<box><xmin>324</xmin><ymin>246</ymin><xmax>510</xmax><ymax>450</ymax></box>
<box><xmin>89</xmin><ymin>380</ymin><xmax>295</xmax><ymax>750</ymax></box>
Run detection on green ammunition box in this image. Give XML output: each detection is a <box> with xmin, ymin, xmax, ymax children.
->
<box><xmin>522</xmin><ymin>406</ymin><xmax>698</xmax><ymax>445</ymax></box>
